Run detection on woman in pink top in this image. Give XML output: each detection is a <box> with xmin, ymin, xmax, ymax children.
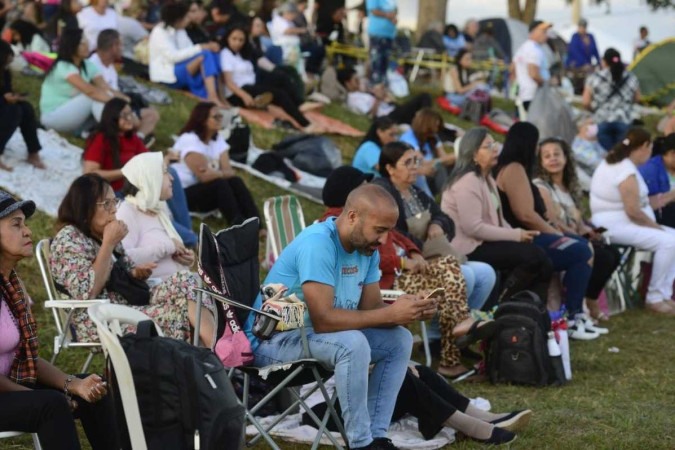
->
<box><xmin>441</xmin><ymin>127</ymin><xmax>553</xmax><ymax>302</ymax></box>
<box><xmin>0</xmin><ymin>190</ymin><xmax>118</xmax><ymax>450</ymax></box>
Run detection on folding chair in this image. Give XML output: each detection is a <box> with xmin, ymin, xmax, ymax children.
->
<box><xmin>196</xmin><ymin>218</ymin><xmax>348</xmax><ymax>449</ymax></box>
<box><xmin>604</xmin><ymin>245</ymin><xmax>652</xmax><ymax>314</ymax></box>
<box><xmin>88</xmin><ymin>303</ymin><xmax>163</xmax><ymax>450</ymax></box>
<box><xmin>263</xmin><ymin>195</ymin><xmax>306</xmax><ymax>269</ymax></box>
<box><xmin>0</xmin><ymin>432</ymin><xmax>41</xmax><ymax>449</ymax></box>
<box><xmin>35</xmin><ymin>239</ymin><xmax>109</xmax><ymax>372</ymax></box>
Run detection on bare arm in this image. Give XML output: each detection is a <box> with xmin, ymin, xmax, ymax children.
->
<box><xmin>582</xmin><ymin>85</ymin><xmax>592</xmax><ymax>110</ymax></box>
<box><xmin>649</xmin><ymin>190</ymin><xmax>675</xmax><ymax>210</ymax></box>
<box><xmin>302</xmin><ymin>281</ymin><xmax>434</xmax><ymax>333</ymax></box>
<box><xmin>536</xmin><ymin>185</ymin><xmax>576</xmax><ymax>234</ymax></box>
<box><xmin>89</xmin><ymin>239</ymin><xmax>116</xmax><ymax>298</ymax></box>
<box><xmin>497</xmin><ymin>164</ymin><xmax>560</xmax><ymax>234</ymax></box>
<box><xmin>527</xmin><ymin>63</ymin><xmax>544</xmax><ymax>86</ymax></box>
<box><xmin>184</xmin><ymin>152</ymin><xmax>225</xmax><ymax>183</ymax></box>
<box><xmin>82</xmin><ymin>160</ymin><xmax>124</xmax><ymax>183</ymax></box>
<box><xmin>91</xmin><ymin>76</ymin><xmax>130</xmax><ymax>102</ymax></box>
<box><xmin>66</xmin><ymin>73</ymin><xmax>113</xmax><ymax>103</ymax></box>
<box><xmin>0</xmin><ymin>375</ymin><xmax>31</xmax><ymax>392</ymax></box>
<box><xmin>218</xmin><ymin>151</ymin><xmax>236</xmax><ymax>178</ymax></box>
<box><xmin>450</xmin><ymin>67</ymin><xmax>478</xmax><ymax>94</ymax></box>
<box><xmin>222</xmin><ymin>71</ymin><xmax>254</xmax><ymax>107</ymax></box>
<box><xmin>619</xmin><ymin>175</ymin><xmax>661</xmax><ymax>229</ymax></box>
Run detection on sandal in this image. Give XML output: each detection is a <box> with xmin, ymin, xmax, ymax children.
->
<box><xmin>455</xmin><ymin>319</ymin><xmax>498</xmax><ymax>349</ymax></box>
<box><xmin>587</xmin><ymin>299</ymin><xmax>610</xmax><ymax>322</ymax></box>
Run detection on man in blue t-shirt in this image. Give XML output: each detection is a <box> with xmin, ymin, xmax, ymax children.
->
<box><xmin>366</xmin><ymin>0</ymin><xmax>397</xmax><ymax>86</ymax></box>
<box><xmin>244</xmin><ymin>184</ymin><xmax>437</xmax><ymax>449</ymax></box>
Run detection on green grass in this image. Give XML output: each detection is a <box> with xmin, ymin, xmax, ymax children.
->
<box><xmin>4</xmin><ymin>75</ymin><xmax>675</xmax><ymax>449</ymax></box>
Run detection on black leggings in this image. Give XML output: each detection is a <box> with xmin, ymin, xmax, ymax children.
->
<box><xmin>229</xmin><ymin>83</ymin><xmax>310</xmax><ymax>127</ymax></box>
<box><xmin>386</xmin><ymin>93</ymin><xmax>433</xmax><ymax>125</ymax></box>
<box><xmin>302</xmin><ymin>365</ymin><xmax>472</xmax><ymax>440</ymax></box>
<box><xmin>184</xmin><ymin>177</ymin><xmax>260</xmax><ymax>226</ymax></box>
<box><xmin>0</xmin><ymin>101</ymin><xmax>41</xmax><ymax>156</ymax></box>
<box><xmin>586</xmin><ymin>242</ymin><xmax>621</xmax><ymax>300</ymax></box>
<box><xmin>468</xmin><ymin>240</ymin><xmax>554</xmax><ymax>303</ymax></box>
<box><xmin>0</xmin><ymin>380</ymin><xmax>119</xmax><ymax>450</ymax></box>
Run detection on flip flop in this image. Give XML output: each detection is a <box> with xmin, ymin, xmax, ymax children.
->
<box><xmin>455</xmin><ymin>319</ymin><xmax>498</xmax><ymax>349</ymax></box>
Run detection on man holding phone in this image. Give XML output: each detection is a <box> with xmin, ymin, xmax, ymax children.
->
<box><xmin>244</xmin><ymin>184</ymin><xmax>437</xmax><ymax>450</ymax></box>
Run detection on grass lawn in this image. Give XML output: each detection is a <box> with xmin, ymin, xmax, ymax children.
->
<box><xmin>3</xmin><ymin>74</ymin><xmax>675</xmax><ymax>450</ymax></box>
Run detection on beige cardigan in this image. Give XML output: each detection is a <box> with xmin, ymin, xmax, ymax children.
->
<box><xmin>441</xmin><ymin>172</ymin><xmax>521</xmax><ymax>255</ymax></box>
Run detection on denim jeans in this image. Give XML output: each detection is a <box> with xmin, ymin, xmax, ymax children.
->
<box><xmin>166</xmin><ymin>166</ymin><xmax>197</xmax><ymax>247</ymax></box>
<box><xmin>533</xmin><ymin>233</ymin><xmax>592</xmax><ymax>316</ymax></box>
<box><xmin>253</xmin><ymin>326</ymin><xmax>413</xmax><ymax>447</ymax></box>
<box><xmin>368</xmin><ymin>36</ymin><xmax>393</xmax><ymax>86</ymax></box>
<box><xmin>598</xmin><ymin>121</ymin><xmax>630</xmax><ymax>150</ymax></box>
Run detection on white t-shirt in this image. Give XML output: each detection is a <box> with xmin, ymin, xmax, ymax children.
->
<box><xmin>77</xmin><ymin>6</ymin><xmax>118</xmax><ymax>51</ymax></box>
<box><xmin>513</xmin><ymin>39</ymin><xmax>549</xmax><ymax>102</ymax></box>
<box><xmin>219</xmin><ymin>48</ymin><xmax>256</xmax><ymax>97</ymax></box>
<box><xmin>88</xmin><ymin>53</ymin><xmax>119</xmax><ymax>90</ymax></box>
<box><xmin>171</xmin><ymin>132</ymin><xmax>230</xmax><ymax>189</ymax></box>
<box><xmin>268</xmin><ymin>14</ymin><xmax>300</xmax><ymax>47</ymax></box>
<box><xmin>346</xmin><ymin>91</ymin><xmax>395</xmax><ymax>117</ymax></box>
<box><xmin>590</xmin><ymin>158</ymin><xmax>654</xmax><ymax>226</ymax></box>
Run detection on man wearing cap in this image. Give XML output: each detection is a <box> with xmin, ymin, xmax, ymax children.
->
<box><xmin>513</xmin><ymin>19</ymin><xmax>552</xmax><ymax>111</ymax></box>
<box><xmin>244</xmin><ymin>183</ymin><xmax>437</xmax><ymax>449</ymax></box>
<box><xmin>366</xmin><ymin>0</ymin><xmax>397</xmax><ymax>86</ymax></box>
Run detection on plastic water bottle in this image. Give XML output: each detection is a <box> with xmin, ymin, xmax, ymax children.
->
<box><xmin>547</xmin><ymin>331</ymin><xmax>567</xmax><ymax>384</ymax></box>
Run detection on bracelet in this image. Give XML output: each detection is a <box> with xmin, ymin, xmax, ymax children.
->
<box><xmin>63</xmin><ymin>375</ymin><xmax>74</xmax><ymax>400</ymax></box>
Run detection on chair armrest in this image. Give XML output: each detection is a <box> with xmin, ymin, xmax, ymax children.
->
<box><xmin>45</xmin><ymin>299</ymin><xmax>110</xmax><ymax>309</ymax></box>
<box><xmin>381</xmin><ymin>289</ymin><xmax>405</xmax><ymax>300</ymax></box>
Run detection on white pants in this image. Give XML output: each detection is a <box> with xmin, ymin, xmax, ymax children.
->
<box><xmin>41</xmin><ymin>94</ymin><xmax>105</xmax><ymax>134</ymax></box>
<box><xmin>606</xmin><ymin>223</ymin><xmax>675</xmax><ymax>304</ymax></box>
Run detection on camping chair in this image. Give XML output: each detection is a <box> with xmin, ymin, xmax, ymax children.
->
<box><xmin>0</xmin><ymin>432</ymin><xmax>41</xmax><ymax>450</ymax></box>
<box><xmin>88</xmin><ymin>303</ymin><xmax>164</xmax><ymax>450</ymax></box>
<box><xmin>263</xmin><ymin>195</ymin><xmax>306</xmax><ymax>269</ymax></box>
<box><xmin>35</xmin><ymin>239</ymin><xmax>109</xmax><ymax>372</ymax></box>
<box><xmin>604</xmin><ymin>245</ymin><xmax>652</xmax><ymax>314</ymax></box>
<box><xmin>196</xmin><ymin>218</ymin><xmax>348</xmax><ymax>449</ymax></box>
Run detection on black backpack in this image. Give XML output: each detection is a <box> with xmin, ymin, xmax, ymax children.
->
<box><xmin>108</xmin><ymin>321</ymin><xmax>245</xmax><ymax>450</ymax></box>
<box><xmin>486</xmin><ymin>291</ymin><xmax>564</xmax><ymax>386</ymax></box>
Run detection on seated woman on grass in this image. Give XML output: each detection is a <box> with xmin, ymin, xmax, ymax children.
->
<box><xmin>148</xmin><ymin>2</ymin><xmax>226</xmax><ymax>107</ymax></box>
<box><xmin>352</xmin><ymin>116</ymin><xmax>399</xmax><ymax>177</ymax></box>
<box><xmin>82</xmin><ymin>98</ymin><xmax>197</xmax><ymax>247</ymax></box>
<box><xmin>39</xmin><ymin>27</ymin><xmax>116</xmax><ymax>134</ymax></box>
<box><xmin>220</xmin><ymin>25</ymin><xmax>321</xmax><ymax>133</ymax></box>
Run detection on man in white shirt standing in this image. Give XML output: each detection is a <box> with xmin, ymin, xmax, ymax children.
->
<box><xmin>513</xmin><ymin>20</ymin><xmax>551</xmax><ymax>112</ymax></box>
<box><xmin>89</xmin><ymin>29</ymin><xmax>159</xmax><ymax>146</ymax></box>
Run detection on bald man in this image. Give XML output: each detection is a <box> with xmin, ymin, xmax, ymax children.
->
<box><xmin>244</xmin><ymin>184</ymin><xmax>437</xmax><ymax>449</ymax></box>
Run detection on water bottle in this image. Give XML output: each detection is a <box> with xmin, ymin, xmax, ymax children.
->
<box><xmin>547</xmin><ymin>331</ymin><xmax>567</xmax><ymax>384</ymax></box>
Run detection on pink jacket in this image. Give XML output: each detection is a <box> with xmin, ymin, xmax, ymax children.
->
<box><xmin>441</xmin><ymin>172</ymin><xmax>521</xmax><ymax>255</ymax></box>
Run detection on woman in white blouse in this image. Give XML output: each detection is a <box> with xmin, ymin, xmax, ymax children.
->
<box><xmin>590</xmin><ymin>127</ymin><xmax>675</xmax><ymax>315</ymax></box>
<box><xmin>171</xmin><ymin>102</ymin><xmax>261</xmax><ymax>230</ymax></box>
<box><xmin>148</xmin><ymin>2</ymin><xmax>226</xmax><ymax>107</ymax></box>
<box><xmin>220</xmin><ymin>24</ymin><xmax>319</xmax><ymax>133</ymax></box>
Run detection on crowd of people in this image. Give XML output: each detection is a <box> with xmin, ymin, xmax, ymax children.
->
<box><xmin>0</xmin><ymin>0</ymin><xmax>672</xmax><ymax>449</ymax></box>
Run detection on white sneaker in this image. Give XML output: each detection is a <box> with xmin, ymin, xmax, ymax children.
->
<box><xmin>576</xmin><ymin>313</ymin><xmax>609</xmax><ymax>335</ymax></box>
<box><xmin>567</xmin><ymin>319</ymin><xmax>600</xmax><ymax>341</ymax></box>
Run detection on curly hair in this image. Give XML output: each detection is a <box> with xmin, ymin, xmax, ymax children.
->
<box><xmin>535</xmin><ymin>137</ymin><xmax>582</xmax><ymax>205</ymax></box>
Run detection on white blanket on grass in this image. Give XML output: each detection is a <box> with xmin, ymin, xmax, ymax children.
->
<box><xmin>0</xmin><ymin>129</ymin><xmax>83</xmax><ymax>216</ymax></box>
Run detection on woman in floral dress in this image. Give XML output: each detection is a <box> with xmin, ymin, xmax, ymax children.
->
<box><xmin>50</xmin><ymin>173</ymin><xmax>213</xmax><ymax>345</ymax></box>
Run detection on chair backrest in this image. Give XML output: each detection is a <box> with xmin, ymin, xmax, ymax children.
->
<box><xmin>36</xmin><ymin>239</ymin><xmax>69</xmax><ymax>338</ymax></box>
<box><xmin>88</xmin><ymin>304</ymin><xmax>164</xmax><ymax>450</ymax></box>
<box><xmin>198</xmin><ymin>218</ymin><xmax>262</xmax><ymax>333</ymax></box>
<box><xmin>263</xmin><ymin>195</ymin><xmax>306</xmax><ymax>267</ymax></box>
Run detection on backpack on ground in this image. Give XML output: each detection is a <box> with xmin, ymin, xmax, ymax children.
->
<box><xmin>272</xmin><ymin>134</ymin><xmax>341</xmax><ymax>177</ymax></box>
<box><xmin>486</xmin><ymin>290</ymin><xmax>565</xmax><ymax>386</ymax></box>
<box><xmin>108</xmin><ymin>321</ymin><xmax>245</xmax><ymax>450</ymax></box>
<box><xmin>459</xmin><ymin>90</ymin><xmax>491</xmax><ymax>124</ymax></box>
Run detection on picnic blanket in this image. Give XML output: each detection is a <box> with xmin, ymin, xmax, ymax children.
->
<box><xmin>239</xmin><ymin>108</ymin><xmax>364</xmax><ymax>137</ymax></box>
<box><xmin>0</xmin><ymin>129</ymin><xmax>83</xmax><ymax>216</ymax></box>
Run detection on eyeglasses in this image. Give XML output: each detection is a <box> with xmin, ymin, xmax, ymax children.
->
<box><xmin>480</xmin><ymin>141</ymin><xmax>498</xmax><ymax>150</ymax></box>
<box><xmin>120</xmin><ymin>111</ymin><xmax>136</xmax><ymax>120</ymax></box>
<box><xmin>96</xmin><ymin>198</ymin><xmax>121</xmax><ymax>213</ymax></box>
<box><xmin>210</xmin><ymin>114</ymin><xmax>224</xmax><ymax>121</ymax></box>
<box><xmin>400</xmin><ymin>157</ymin><xmax>422</xmax><ymax>168</ymax></box>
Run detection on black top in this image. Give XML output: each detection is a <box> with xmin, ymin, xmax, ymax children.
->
<box><xmin>186</xmin><ymin>25</ymin><xmax>210</xmax><ymax>45</ymax></box>
<box><xmin>0</xmin><ymin>70</ymin><xmax>12</xmax><ymax>106</ymax></box>
<box><xmin>372</xmin><ymin>177</ymin><xmax>455</xmax><ymax>249</ymax></box>
<box><xmin>498</xmin><ymin>181</ymin><xmax>548</xmax><ymax>229</ymax></box>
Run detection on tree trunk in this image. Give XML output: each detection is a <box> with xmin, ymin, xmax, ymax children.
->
<box><xmin>507</xmin><ymin>0</ymin><xmax>538</xmax><ymax>24</ymax></box>
<box><xmin>416</xmin><ymin>0</ymin><xmax>447</xmax><ymax>41</ymax></box>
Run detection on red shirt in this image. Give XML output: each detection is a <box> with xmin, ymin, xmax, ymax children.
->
<box><xmin>83</xmin><ymin>133</ymin><xmax>148</xmax><ymax>191</ymax></box>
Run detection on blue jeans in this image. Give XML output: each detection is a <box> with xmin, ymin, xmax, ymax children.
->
<box><xmin>369</xmin><ymin>36</ymin><xmax>393</xmax><ymax>86</ymax></box>
<box><xmin>166</xmin><ymin>167</ymin><xmax>196</xmax><ymax>247</ymax></box>
<box><xmin>533</xmin><ymin>233</ymin><xmax>592</xmax><ymax>316</ymax></box>
<box><xmin>598</xmin><ymin>121</ymin><xmax>630</xmax><ymax>151</ymax></box>
<box><xmin>253</xmin><ymin>326</ymin><xmax>412</xmax><ymax>447</ymax></box>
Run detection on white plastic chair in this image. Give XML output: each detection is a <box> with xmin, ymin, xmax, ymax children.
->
<box><xmin>88</xmin><ymin>303</ymin><xmax>164</xmax><ymax>450</ymax></box>
<box><xmin>36</xmin><ymin>239</ymin><xmax>109</xmax><ymax>371</ymax></box>
<box><xmin>0</xmin><ymin>432</ymin><xmax>41</xmax><ymax>449</ymax></box>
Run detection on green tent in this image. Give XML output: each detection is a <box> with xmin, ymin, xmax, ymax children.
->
<box><xmin>628</xmin><ymin>38</ymin><xmax>675</xmax><ymax>107</ymax></box>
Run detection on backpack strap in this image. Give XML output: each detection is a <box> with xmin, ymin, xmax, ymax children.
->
<box><xmin>136</xmin><ymin>320</ymin><xmax>159</xmax><ymax>338</ymax></box>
